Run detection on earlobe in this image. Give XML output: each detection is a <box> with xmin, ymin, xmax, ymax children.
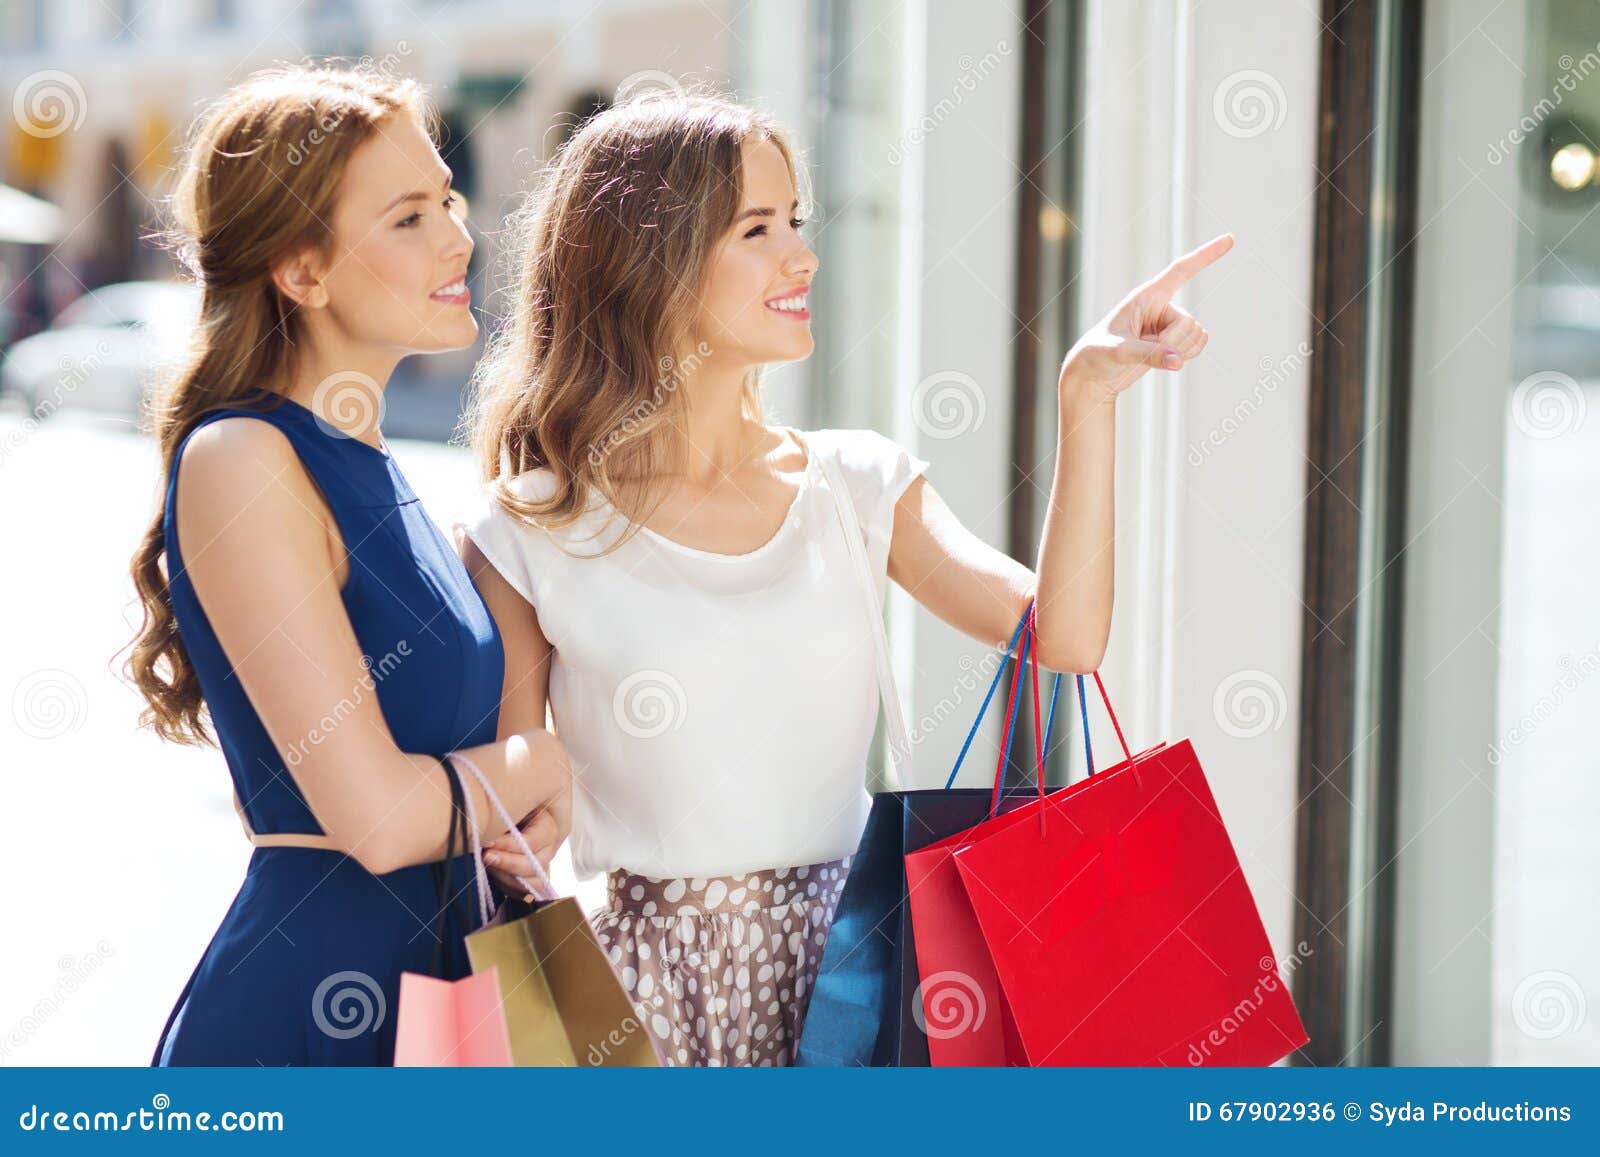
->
<box><xmin>270</xmin><ymin>251</ymin><xmax>328</xmax><ymax>310</ymax></box>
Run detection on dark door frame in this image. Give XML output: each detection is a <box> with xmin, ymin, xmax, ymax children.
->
<box><xmin>1292</xmin><ymin>0</ymin><xmax>1424</xmax><ymax>1067</ymax></box>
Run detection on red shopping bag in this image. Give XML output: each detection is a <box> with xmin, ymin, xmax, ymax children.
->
<box><xmin>949</xmin><ymin>647</ymin><xmax>1310</xmax><ymax>1065</ymax></box>
<box><xmin>902</xmin><ymin>610</ymin><xmax>1063</xmax><ymax>1066</ymax></box>
<box><xmin>904</xmin><ymin>610</ymin><xmax>1170</xmax><ymax>1065</ymax></box>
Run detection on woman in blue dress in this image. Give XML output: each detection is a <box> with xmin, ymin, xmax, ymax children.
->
<box><xmin>122</xmin><ymin>64</ymin><xmax>571</xmax><ymax>1066</ymax></box>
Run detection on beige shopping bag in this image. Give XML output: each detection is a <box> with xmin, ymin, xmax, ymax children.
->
<box><xmin>464</xmin><ymin>896</ymin><xmax>659</xmax><ymax>1067</ymax></box>
<box><xmin>447</xmin><ymin>752</ymin><xmax>661</xmax><ymax>1067</ymax></box>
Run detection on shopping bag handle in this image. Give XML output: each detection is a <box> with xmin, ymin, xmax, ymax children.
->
<box><xmin>1037</xmin><ymin>634</ymin><xmax>1138</xmax><ymax>786</ymax></box>
<box><xmin>995</xmin><ymin>606</ymin><xmax>1146</xmax><ymax>815</ymax></box>
<box><xmin>943</xmin><ymin>600</ymin><xmax>1067</xmax><ymax>794</ymax></box>
<box><xmin>444</xmin><ymin>751</ymin><xmax>559</xmax><ymax>917</ymax></box>
<box><xmin>429</xmin><ymin>753</ymin><xmax>477</xmax><ymax>971</ymax></box>
<box><xmin>988</xmin><ymin>604</ymin><xmax>1050</xmax><ymax>819</ymax></box>
<box><xmin>945</xmin><ymin>601</ymin><xmax>1140</xmax><ymax>792</ymax></box>
<box><xmin>1008</xmin><ymin>605</ymin><xmax>1138</xmax><ymax>777</ymax></box>
<box><xmin>1010</xmin><ymin>638</ymin><xmax>1141</xmax><ymax>782</ymax></box>
<box><xmin>1067</xmin><ymin>655</ymin><xmax>1139</xmax><ymax>787</ymax></box>
<box><xmin>1083</xmin><ymin>668</ymin><xmax>1136</xmax><ymax>772</ymax></box>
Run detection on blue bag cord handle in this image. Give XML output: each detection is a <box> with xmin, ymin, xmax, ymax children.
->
<box><xmin>1077</xmin><ymin>671</ymin><xmax>1094</xmax><ymax>776</ymax></box>
<box><xmin>934</xmin><ymin>611</ymin><xmax>1024</xmax><ymax>790</ymax></box>
<box><xmin>941</xmin><ymin>603</ymin><xmax>1094</xmax><ymax>797</ymax></box>
<box><xmin>942</xmin><ymin>611</ymin><xmax>1028</xmax><ymax>790</ymax></box>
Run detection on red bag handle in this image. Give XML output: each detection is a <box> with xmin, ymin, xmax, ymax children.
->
<box><xmin>987</xmin><ymin>605</ymin><xmax>1048</xmax><ymax>818</ymax></box>
<box><xmin>991</xmin><ymin>605</ymin><xmax>1140</xmax><ymax>814</ymax></box>
<box><xmin>1088</xmin><ymin>670</ymin><xmax>1135</xmax><ymax>768</ymax></box>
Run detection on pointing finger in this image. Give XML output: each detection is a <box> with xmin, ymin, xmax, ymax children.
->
<box><xmin>1145</xmin><ymin>232</ymin><xmax>1235</xmax><ymax>298</ymax></box>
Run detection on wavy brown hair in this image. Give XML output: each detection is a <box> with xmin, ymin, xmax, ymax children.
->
<box><xmin>465</xmin><ymin>90</ymin><xmax>810</xmax><ymax>544</ymax></box>
<box><xmin>122</xmin><ymin>62</ymin><xmax>430</xmax><ymax>745</ymax></box>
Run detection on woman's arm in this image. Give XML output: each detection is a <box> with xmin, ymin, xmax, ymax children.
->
<box><xmin>458</xmin><ymin>534</ymin><xmax>570</xmax><ymax>893</ymax></box>
<box><xmin>176</xmin><ymin>417</ymin><xmax>569</xmax><ymax>876</ymax></box>
<box><xmin>889</xmin><ymin>233</ymin><xmax>1234</xmax><ymax>672</ymax></box>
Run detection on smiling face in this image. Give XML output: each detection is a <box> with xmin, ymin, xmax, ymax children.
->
<box><xmin>690</xmin><ymin>135</ymin><xmax>819</xmax><ymax>367</ymax></box>
<box><xmin>296</xmin><ymin>112</ymin><xmax>477</xmax><ymax>354</ymax></box>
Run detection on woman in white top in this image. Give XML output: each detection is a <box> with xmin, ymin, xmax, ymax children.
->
<box><xmin>457</xmin><ymin>92</ymin><xmax>1231</xmax><ymax>1066</ymax></box>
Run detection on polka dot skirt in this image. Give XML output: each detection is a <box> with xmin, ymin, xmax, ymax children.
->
<box><xmin>589</xmin><ymin>855</ymin><xmax>854</xmax><ymax>1067</ymax></box>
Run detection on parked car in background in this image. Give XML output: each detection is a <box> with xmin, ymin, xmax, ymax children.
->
<box><xmin>0</xmin><ymin>280</ymin><xmax>199</xmax><ymax>421</ymax></box>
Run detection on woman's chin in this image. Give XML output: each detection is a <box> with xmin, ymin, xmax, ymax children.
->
<box><xmin>765</xmin><ymin>333</ymin><xmax>815</xmax><ymax>363</ymax></box>
<box><xmin>411</xmin><ymin>318</ymin><xmax>480</xmax><ymax>354</ymax></box>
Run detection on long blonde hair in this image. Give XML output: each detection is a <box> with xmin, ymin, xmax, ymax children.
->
<box><xmin>123</xmin><ymin>62</ymin><xmax>431</xmax><ymax>746</ymax></box>
<box><xmin>466</xmin><ymin>91</ymin><xmax>809</xmax><ymax>542</ymax></box>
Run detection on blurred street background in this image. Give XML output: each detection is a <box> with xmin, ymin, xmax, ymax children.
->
<box><xmin>2</xmin><ymin>0</ymin><xmax>1597</xmax><ymax>1067</ymax></box>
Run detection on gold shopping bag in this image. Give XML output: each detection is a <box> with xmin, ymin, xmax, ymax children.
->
<box><xmin>465</xmin><ymin>896</ymin><xmax>659</xmax><ymax>1066</ymax></box>
<box><xmin>448</xmin><ymin>753</ymin><xmax>662</xmax><ymax>1067</ymax></box>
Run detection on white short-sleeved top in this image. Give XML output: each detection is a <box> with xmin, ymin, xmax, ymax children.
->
<box><xmin>458</xmin><ymin>428</ymin><xmax>930</xmax><ymax>881</ymax></box>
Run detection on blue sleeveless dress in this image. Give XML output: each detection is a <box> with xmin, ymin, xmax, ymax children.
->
<box><xmin>151</xmin><ymin>391</ymin><xmax>506</xmax><ymax>1067</ymax></box>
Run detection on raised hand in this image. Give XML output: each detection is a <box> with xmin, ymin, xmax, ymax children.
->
<box><xmin>1058</xmin><ymin>232</ymin><xmax>1234</xmax><ymax>408</ymax></box>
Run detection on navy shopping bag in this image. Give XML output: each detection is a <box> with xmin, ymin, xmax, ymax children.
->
<box><xmin>795</xmin><ymin>606</ymin><xmax>1084</xmax><ymax>1066</ymax></box>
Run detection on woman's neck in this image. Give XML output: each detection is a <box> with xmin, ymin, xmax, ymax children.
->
<box><xmin>676</xmin><ymin>360</ymin><xmax>764</xmax><ymax>484</ymax></box>
<box><xmin>281</xmin><ymin>333</ymin><xmax>400</xmax><ymax>452</ymax></box>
